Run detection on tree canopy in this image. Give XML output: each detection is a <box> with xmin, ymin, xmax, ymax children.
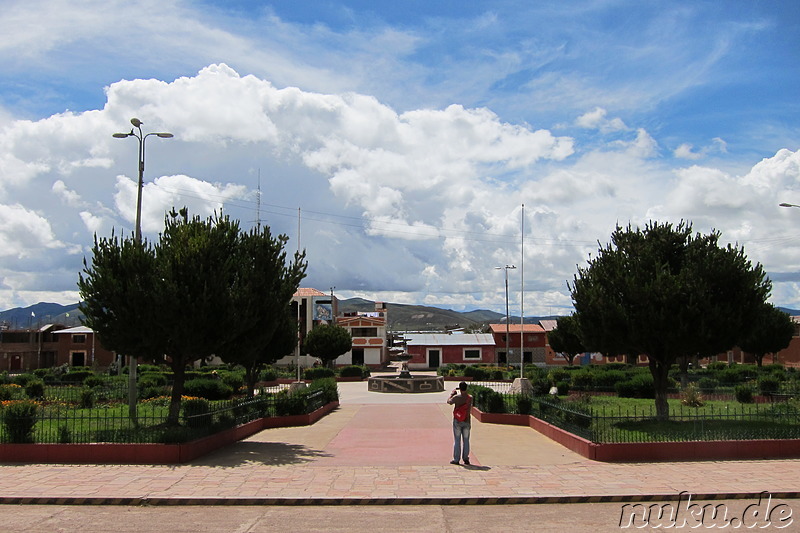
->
<box><xmin>739</xmin><ymin>303</ymin><xmax>795</xmax><ymax>368</ymax></box>
<box><xmin>547</xmin><ymin>314</ymin><xmax>585</xmax><ymax>366</ymax></box>
<box><xmin>569</xmin><ymin>221</ymin><xmax>771</xmax><ymax>419</ymax></box>
<box><xmin>302</xmin><ymin>324</ymin><xmax>352</xmax><ymax>367</ymax></box>
<box><xmin>79</xmin><ymin>209</ymin><xmax>306</xmax><ymax>424</ymax></box>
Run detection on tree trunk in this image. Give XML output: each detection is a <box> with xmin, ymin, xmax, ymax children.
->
<box><xmin>167</xmin><ymin>363</ymin><xmax>185</xmax><ymax>426</ymax></box>
<box><xmin>755</xmin><ymin>353</ymin><xmax>764</xmax><ymax>369</ymax></box>
<box><xmin>245</xmin><ymin>364</ymin><xmax>257</xmax><ymax>397</ymax></box>
<box><xmin>649</xmin><ymin>359</ymin><xmax>670</xmax><ymax>420</ymax></box>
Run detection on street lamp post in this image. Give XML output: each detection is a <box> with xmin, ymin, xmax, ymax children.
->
<box><xmin>113</xmin><ymin>118</ymin><xmax>173</xmax><ymax>422</ymax></box>
<box><xmin>495</xmin><ymin>265</ymin><xmax>516</xmax><ymax>366</ymax></box>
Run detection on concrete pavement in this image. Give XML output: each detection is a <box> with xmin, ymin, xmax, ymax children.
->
<box><xmin>0</xmin><ymin>379</ymin><xmax>798</xmax><ymax>508</ymax></box>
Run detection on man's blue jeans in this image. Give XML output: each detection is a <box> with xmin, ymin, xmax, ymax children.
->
<box><xmin>452</xmin><ymin>419</ymin><xmax>471</xmax><ymax>462</ymax></box>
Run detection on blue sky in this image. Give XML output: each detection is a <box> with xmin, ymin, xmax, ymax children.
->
<box><xmin>0</xmin><ymin>0</ymin><xmax>799</xmax><ymax>315</ymax></box>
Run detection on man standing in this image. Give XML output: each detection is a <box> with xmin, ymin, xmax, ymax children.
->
<box><xmin>447</xmin><ymin>381</ymin><xmax>472</xmax><ymax>465</ymax></box>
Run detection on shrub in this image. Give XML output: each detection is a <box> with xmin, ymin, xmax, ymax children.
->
<box><xmin>218</xmin><ymin>371</ymin><xmax>244</xmax><ymax>393</ymax></box>
<box><xmin>24</xmin><ymin>379</ymin><xmax>45</xmax><ymax>399</ymax></box>
<box><xmin>183</xmin><ymin>378</ymin><xmax>234</xmax><ymax>400</ymax></box>
<box><xmin>697</xmin><ymin>377</ymin><xmax>718</xmax><ymax>392</ymax></box>
<box><xmin>259</xmin><ymin>367</ymin><xmax>278</xmax><ymax>382</ymax></box>
<box><xmin>2</xmin><ymin>400</ymin><xmax>38</xmax><ymax>443</ymax></box>
<box><xmin>11</xmin><ymin>373</ymin><xmax>36</xmax><ymax>387</ymax></box>
<box><xmin>758</xmin><ymin>376</ymin><xmax>781</xmax><ymax>395</ymax></box>
<box><xmin>735</xmin><ymin>384</ymin><xmax>754</xmax><ymax>403</ymax></box>
<box><xmin>555</xmin><ymin>381</ymin><xmax>570</xmax><ymax>396</ymax></box>
<box><xmin>615</xmin><ymin>374</ymin><xmax>655</xmax><ymax>399</ymax></box>
<box><xmin>79</xmin><ymin>387</ymin><xmax>95</xmax><ymax>408</ymax></box>
<box><xmin>706</xmin><ymin>361</ymin><xmax>728</xmax><ymax>371</ymax></box>
<box><xmin>275</xmin><ymin>390</ymin><xmax>307</xmax><ymax>416</ymax></box>
<box><xmin>547</xmin><ymin>368</ymin><xmax>571</xmax><ymax>385</ymax></box>
<box><xmin>0</xmin><ymin>384</ymin><xmax>22</xmax><ymax>401</ymax></box>
<box><xmin>307</xmin><ymin>378</ymin><xmax>339</xmax><ymax>403</ymax></box>
<box><xmin>303</xmin><ymin>367</ymin><xmax>335</xmax><ymax>380</ymax></box>
<box><xmin>61</xmin><ymin>371</ymin><xmax>93</xmax><ymax>383</ymax></box>
<box><xmin>463</xmin><ymin>366</ymin><xmax>489</xmax><ymax>381</ymax></box>
<box><xmin>339</xmin><ymin>365</ymin><xmax>368</xmax><ymax>378</ymax></box>
<box><xmin>58</xmin><ymin>425</ymin><xmax>72</xmax><ymax>444</ymax></box>
<box><xmin>182</xmin><ymin>398</ymin><xmax>212</xmax><ymax>428</ymax></box>
<box><xmin>83</xmin><ymin>375</ymin><xmax>106</xmax><ymax>388</ymax></box>
<box><xmin>680</xmin><ymin>383</ymin><xmax>705</xmax><ymax>407</ymax></box>
<box><xmin>591</xmin><ymin>370</ymin><xmax>628</xmax><ymax>389</ymax></box>
<box><xmin>516</xmin><ymin>395</ymin><xmax>532</xmax><ymax>415</ymax></box>
<box><xmin>570</xmin><ymin>370</ymin><xmax>594</xmax><ymax>391</ymax></box>
<box><xmin>139</xmin><ymin>372</ymin><xmax>168</xmax><ymax>388</ymax></box>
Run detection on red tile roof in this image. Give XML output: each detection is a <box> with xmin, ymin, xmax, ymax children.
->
<box><xmin>489</xmin><ymin>323</ymin><xmax>545</xmax><ymax>334</ymax></box>
<box><xmin>293</xmin><ymin>288</ymin><xmax>327</xmax><ymax>297</ymax></box>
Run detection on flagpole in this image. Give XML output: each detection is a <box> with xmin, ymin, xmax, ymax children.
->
<box><xmin>520</xmin><ymin>204</ymin><xmax>524</xmax><ymax>380</ymax></box>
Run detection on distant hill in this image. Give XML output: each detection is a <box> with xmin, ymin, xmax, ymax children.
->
<box><xmin>0</xmin><ymin>302</ymin><xmax>83</xmax><ymax>329</ymax></box>
<box><xmin>4</xmin><ymin>300</ymin><xmax>798</xmax><ymax>333</ymax></box>
<box><xmin>337</xmin><ymin>298</ymin><xmax>555</xmax><ymax>331</ymax></box>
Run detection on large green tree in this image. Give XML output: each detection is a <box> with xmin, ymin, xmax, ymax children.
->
<box><xmin>79</xmin><ymin>209</ymin><xmax>306</xmax><ymax>424</ymax></box>
<box><xmin>739</xmin><ymin>303</ymin><xmax>795</xmax><ymax>368</ymax></box>
<box><xmin>302</xmin><ymin>324</ymin><xmax>352</xmax><ymax>368</ymax></box>
<box><xmin>547</xmin><ymin>314</ymin><xmax>585</xmax><ymax>366</ymax></box>
<box><xmin>215</xmin><ymin>225</ymin><xmax>306</xmax><ymax>396</ymax></box>
<box><xmin>570</xmin><ymin>221</ymin><xmax>770</xmax><ymax>419</ymax></box>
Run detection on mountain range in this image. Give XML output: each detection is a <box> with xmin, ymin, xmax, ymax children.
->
<box><xmin>3</xmin><ymin>300</ymin><xmax>799</xmax><ymax>333</ymax></box>
<box><xmin>0</xmin><ymin>299</ymin><xmax>546</xmax><ymax>332</ymax></box>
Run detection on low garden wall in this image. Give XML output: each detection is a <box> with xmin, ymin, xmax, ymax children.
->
<box><xmin>471</xmin><ymin>407</ymin><xmax>800</xmax><ymax>462</ymax></box>
<box><xmin>0</xmin><ymin>401</ymin><xmax>339</xmax><ymax>465</ymax></box>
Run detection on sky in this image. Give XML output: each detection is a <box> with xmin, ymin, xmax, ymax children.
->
<box><xmin>0</xmin><ymin>0</ymin><xmax>799</xmax><ymax>316</ymax></box>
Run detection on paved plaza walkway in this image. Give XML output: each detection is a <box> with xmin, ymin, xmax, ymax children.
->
<box><xmin>0</xmin><ymin>379</ymin><xmax>799</xmax><ymax>505</ymax></box>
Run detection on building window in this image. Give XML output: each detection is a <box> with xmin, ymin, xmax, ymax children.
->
<box><xmin>464</xmin><ymin>349</ymin><xmax>481</xmax><ymax>360</ymax></box>
<box><xmin>72</xmin><ymin>334</ymin><xmax>86</xmax><ymax>344</ymax></box>
<box><xmin>351</xmin><ymin>327</ymin><xmax>378</xmax><ymax>337</ymax></box>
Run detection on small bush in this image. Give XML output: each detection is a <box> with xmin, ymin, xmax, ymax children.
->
<box><xmin>218</xmin><ymin>371</ymin><xmax>244</xmax><ymax>393</ymax></box>
<box><xmin>0</xmin><ymin>384</ymin><xmax>22</xmax><ymax>401</ymax></box>
<box><xmin>2</xmin><ymin>400</ymin><xmax>38</xmax><ymax>443</ymax></box>
<box><xmin>338</xmin><ymin>365</ymin><xmax>368</xmax><ymax>378</ymax></box>
<box><xmin>547</xmin><ymin>368</ymin><xmax>571</xmax><ymax>385</ymax></box>
<box><xmin>307</xmin><ymin>377</ymin><xmax>339</xmax><ymax>403</ymax></box>
<box><xmin>259</xmin><ymin>367</ymin><xmax>278</xmax><ymax>382</ymax></box>
<box><xmin>615</xmin><ymin>374</ymin><xmax>655</xmax><ymax>399</ymax></box>
<box><xmin>680</xmin><ymin>383</ymin><xmax>704</xmax><ymax>407</ymax></box>
<box><xmin>183</xmin><ymin>378</ymin><xmax>234</xmax><ymax>400</ymax></box>
<box><xmin>275</xmin><ymin>390</ymin><xmax>307</xmax><ymax>416</ymax></box>
<box><xmin>570</xmin><ymin>370</ymin><xmax>594</xmax><ymax>391</ymax></box>
<box><xmin>516</xmin><ymin>395</ymin><xmax>532</xmax><ymax>415</ymax></box>
<box><xmin>463</xmin><ymin>366</ymin><xmax>489</xmax><ymax>381</ymax></box>
<box><xmin>24</xmin><ymin>379</ymin><xmax>45</xmax><ymax>399</ymax></box>
<box><xmin>79</xmin><ymin>387</ymin><xmax>95</xmax><ymax>408</ymax></box>
<box><xmin>303</xmin><ymin>367</ymin><xmax>336</xmax><ymax>380</ymax></box>
<box><xmin>697</xmin><ymin>377</ymin><xmax>718</xmax><ymax>392</ymax></box>
<box><xmin>58</xmin><ymin>425</ymin><xmax>72</xmax><ymax>444</ymax></box>
<box><xmin>11</xmin><ymin>373</ymin><xmax>36</xmax><ymax>387</ymax></box>
<box><xmin>139</xmin><ymin>372</ymin><xmax>168</xmax><ymax>388</ymax></box>
<box><xmin>61</xmin><ymin>370</ymin><xmax>93</xmax><ymax>383</ymax></box>
<box><xmin>735</xmin><ymin>384</ymin><xmax>754</xmax><ymax>403</ymax></box>
<box><xmin>592</xmin><ymin>370</ymin><xmax>628</xmax><ymax>389</ymax></box>
<box><xmin>555</xmin><ymin>381</ymin><xmax>570</xmax><ymax>396</ymax></box>
<box><xmin>83</xmin><ymin>375</ymin><xmax>106</xmax><ymax>388</ymax></box>
<box><xmin>758</xmin><ymin>376</ymin><xmax>781</xmax><ymax>395</ymax></box>
<box><xmin>182</xmin><ymin>398</ymin><xmax>212</xmax><ymax>428</ymax></box>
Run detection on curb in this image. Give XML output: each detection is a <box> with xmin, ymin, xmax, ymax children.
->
<box><xmin>3</xmin><ymin>492</ymin><xmax>799</xmax><ymax>506</ymax></box>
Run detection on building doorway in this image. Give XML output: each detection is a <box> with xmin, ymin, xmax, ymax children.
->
<box><xmin>352</xmin><ymin>348</ymin><xmax>364</xmax><ymax>366</ymax></box>
<box><xmin>71</xmin><ymin>351</ymin><xmax>86</xmax><ymax>367</ymax></box>
<box><xmin>427</xmin><ymin>349</ymin><xmax>440</xmax><ymax>369</ymax></box>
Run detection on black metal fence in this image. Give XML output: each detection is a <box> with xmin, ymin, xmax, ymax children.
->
<box><xmin>475</xmin><ymin>389</ymin><xmax>800</xmax><ymax>444</ymax></box>
<box><xmin>0</xmin><ymin>387</ymin><xmax>328</xmax><ymax>444</ymax></box>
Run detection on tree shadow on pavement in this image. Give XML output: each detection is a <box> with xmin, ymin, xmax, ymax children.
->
<box><xmin>188</xmin><ymin>441</ymin><xmax>333</xmax><ymax>468</ymax></box>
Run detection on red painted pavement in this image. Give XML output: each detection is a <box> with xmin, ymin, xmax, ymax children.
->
<box><xmin>314</xmin><ymin>404</ymin><xmax>475</xmax><ymax>466</ymax></box>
